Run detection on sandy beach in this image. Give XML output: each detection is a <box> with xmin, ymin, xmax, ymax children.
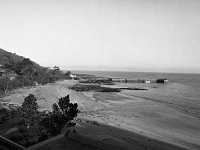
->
<box><xmin>1</xmin><ymin>80</ymin><xmax>200</xmax><ymax>150</ymax></box>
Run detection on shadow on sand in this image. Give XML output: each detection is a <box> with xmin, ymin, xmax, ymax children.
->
<box><xmin>28</xmin><ymin>119</ymin><xmax>192</xmax><ymax>150</ymax></box>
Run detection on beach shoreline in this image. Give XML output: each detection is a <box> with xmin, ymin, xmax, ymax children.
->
<box><xmin>1</xmin><ymin>80</ymin><xmax>200</xmax><ymax>150</ymax></box>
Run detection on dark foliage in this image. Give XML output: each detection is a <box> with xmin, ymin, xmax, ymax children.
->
<box><xmin>40</xmin><ymin>95</ymin><xmax>78</xmax><ymax>136</ymax></box>
<box><xmin>8</xmin><ymin>94</ymin><xmax>49</xmax><ymax>147</ymax></box>
<box><xmin>20</xmin><ymin>94</ymin><xmax>39</xmax><ymax>127</ymax></box>
<box><xmin>0</xmin><ymin>48</ymin><xmax>24</xmax><ymax>66</ymax></box>
<box><xmin>0</xmin><ymin>77</ymin><xmax>11</xmax><ymax>93</ymax></box>
<box><xmin>0</xmin><ymin>49</ymin><xmax>68</xmax><ymax>95</ymax></box>
<box><xmin>65</xmin><ymin>71</ymin><xmax>72</xmax><ymax>79</ymax></box>
<box><xmin>0</xmin><ymin>109</ymin><xmax>10</xmax><ymax>124</ymax></box>
<box><xmin>7</xmin><ymin>94</ymin><xmax>78</xmax><ymax>147</ymax></box>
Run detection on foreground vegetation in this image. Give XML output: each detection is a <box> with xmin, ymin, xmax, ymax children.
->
<box><xmin>0</xmin><ymin>94</ymin><xmax>78</xmax><ymax>147</ymax></box>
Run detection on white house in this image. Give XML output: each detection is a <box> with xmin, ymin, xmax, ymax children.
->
<box><xmin>145</xmin><ymin>80</ymin><xmax>151</xmax><ymax>84</ymax></box>
<box><xmin>70</xmin><ymin>74</ymin><xmax>77</xmax><ymax>80</ymax></box>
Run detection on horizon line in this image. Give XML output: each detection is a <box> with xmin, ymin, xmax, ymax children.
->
<box><xmin>63</xmin><ymin>68</ymin><xmax>200</xmax><ymax>75</ymax></box>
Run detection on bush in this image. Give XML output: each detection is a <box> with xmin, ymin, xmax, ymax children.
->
<box><xmin>40</xmin><ymin>95</ymin><xmax>78</xmax><ymax>136</ymax></box>
<box><xmin>7</xmin><ymin>94</ymin><xmax>78</xmax><ymax>147</ymax></box>
<box><xmin>8</xmin><ymin>94</ymin><xmax>48</xmax><ymax>147</ymax></box>
<box><xmin>0</xmin><ymin>77</ymin><xmax>11</xmax><ymax>93</ymax></box>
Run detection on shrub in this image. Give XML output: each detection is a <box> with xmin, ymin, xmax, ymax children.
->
<box><xmin>6</xmin><ymin>94</ymin><xmax>78</xmax><ymax>147</ymax></box>
<box><xmin>0</xmin><ymin>77</ymin><xmax>11</xmax><ymax>93</ymax></box>
<box><xmin>40</xmin><ymin>95</ymin><xmax>78</xmax><ymax>136</ymax></box>
<box><xmin>8</xmin><ymin>94</ymin><xmax>47</xmax><ymax>147</ymax></box>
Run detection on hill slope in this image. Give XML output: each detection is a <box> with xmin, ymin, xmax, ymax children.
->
<box><xmin>0</xmin><ymin>48</ymin><xmax>43</xmax><ymax>70</ymax></box>
<box><xmin>0</xmin><ymin>48</ymin><xmax>25</xmax><ymax>66</ymax></box>
<box><xmin>0</xmin><ymin>48</ymin><xmax>66</xmax><ymax>92</ymax></box>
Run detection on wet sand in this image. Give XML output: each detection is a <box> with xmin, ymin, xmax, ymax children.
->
<box><xmin>1</xmin><ymin>80</ymin><xmax>200</xmax><ymax>150</ymax></box>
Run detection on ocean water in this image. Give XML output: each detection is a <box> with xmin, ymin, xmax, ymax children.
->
<box><xmin>72</xmin><ymin>70</ymin><xmax>200</xmax><ymax>119</ymax></box>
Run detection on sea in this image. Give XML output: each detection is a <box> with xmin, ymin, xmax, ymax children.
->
<box><xmin>72</xmin><ymin>70</ymin><xmax>200</xmax><ymax>119</ymax></box>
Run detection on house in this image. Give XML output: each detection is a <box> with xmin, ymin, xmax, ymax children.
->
<box><xmin>4</xmin><ymin>71</ymin><xmax>17</xmax><ymax>80</ymax></box>
<box><xmin>0</xmin><ymin>65</ymin><xmax>17</xmax><ymax>80</ymax></box>
<box><xmin>0</xmin><ymin>70</ymin><xmax>5</xmax><ymax>76</ymax></box>
<box><xmin>156</xmin><ymin>79</ymin><xmax>168</xmax><ymax>83</ymax></box>
<box><xmin>0</xmin><ymin>68</ymin><xmax>6</xmax><ymax>77</ymax></box>
<box><xmin>145</xmin><ymin>80</ymin><xmax>151</xmax><ymax>84</ymax></box>
<box><xmin>70</xmin><ymin>74</ymin><xmax>77</xmax><ymax>80</ymax></box>
<box><xmin>34</xmin><ymin>81</ymin><xmax>39</xmax><ymax>86</ymax></box>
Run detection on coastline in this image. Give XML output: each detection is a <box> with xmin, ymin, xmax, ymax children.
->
<box><xmin>1</xmin><ymin>80</ymin><xmax>200</xmax><ymax>150</ymax></box>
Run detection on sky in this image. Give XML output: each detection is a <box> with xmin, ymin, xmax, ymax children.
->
<box><xmin>0</xmin><ymin>0</ymin><xmax>200</xmax><ymax>73</ymax></box>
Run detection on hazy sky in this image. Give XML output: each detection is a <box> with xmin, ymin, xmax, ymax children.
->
<box><xmin>0</xmin><ymin>0</ymin><xmax>200</xmax><ymax>73</ymax></box>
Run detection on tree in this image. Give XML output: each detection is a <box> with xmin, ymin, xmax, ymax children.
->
<box><xmin>8</xmin><ymin>94</ymin><xmax>78</xmax><ymax>147</ymax></box>
<box><xmin>65</xmin><ymin>71</ymin><xmax>71</xmax><ymax>76</ymax></box>
<box><xmin>52</xmin><ymin>66</ymin><xmax>59</xmax><ymax>74</ymax></box>
<box><xmin>0</xmin><ymin>76</ymin><xmax>11</xmax><ymax>93</ymax></box>
<box><xmin>20</xmin><ymin>66</ymin><xmax>36</xmax><ymax>79</ymax></box>
<box><xmin>20</xmin><ymin>94</ymin><xmax>39</xmax><ymax>129</ymax></box>
<box><xmin>9</xmin><ymin>94</ymin><xmax>48</xmax><ymax>147</ymax></box>
<box><xmin>53</xmin><ymin>66</ymin><xmax>60</xmax><ymax>71</ymax></box>
<box><xmin>65</xmin><ymin>71</ymin><xmax>71</xmax><ymax>79</ymax></box>
<box><xmin>40</xmin><ymin>95</ymin><xmax>78</xmax><ymax>136</ymax></box>
<box><xmin>15</xmin><ymin>58</ymin><xmax>33</xmax><ymax>75</ymax></box>
<box><xmin>4</xmin><ymin>59</ymin><xmax>17</xmax><ymax>70</ymax></box>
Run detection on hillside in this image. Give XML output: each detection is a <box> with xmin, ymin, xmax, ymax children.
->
<box><xmin>0</xmin><ymin>48</ymin><xmax>25</xmax><ymax>66</ymax></box>
<box><xmin>0</xmin><ymin>48</ymin><xmax>66</xmax><ymax>93</ymax></box>
<box><xmin>0</xmin><ymin>48</ymin><xmax>43</xmax><ymax>70</ymax></box>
